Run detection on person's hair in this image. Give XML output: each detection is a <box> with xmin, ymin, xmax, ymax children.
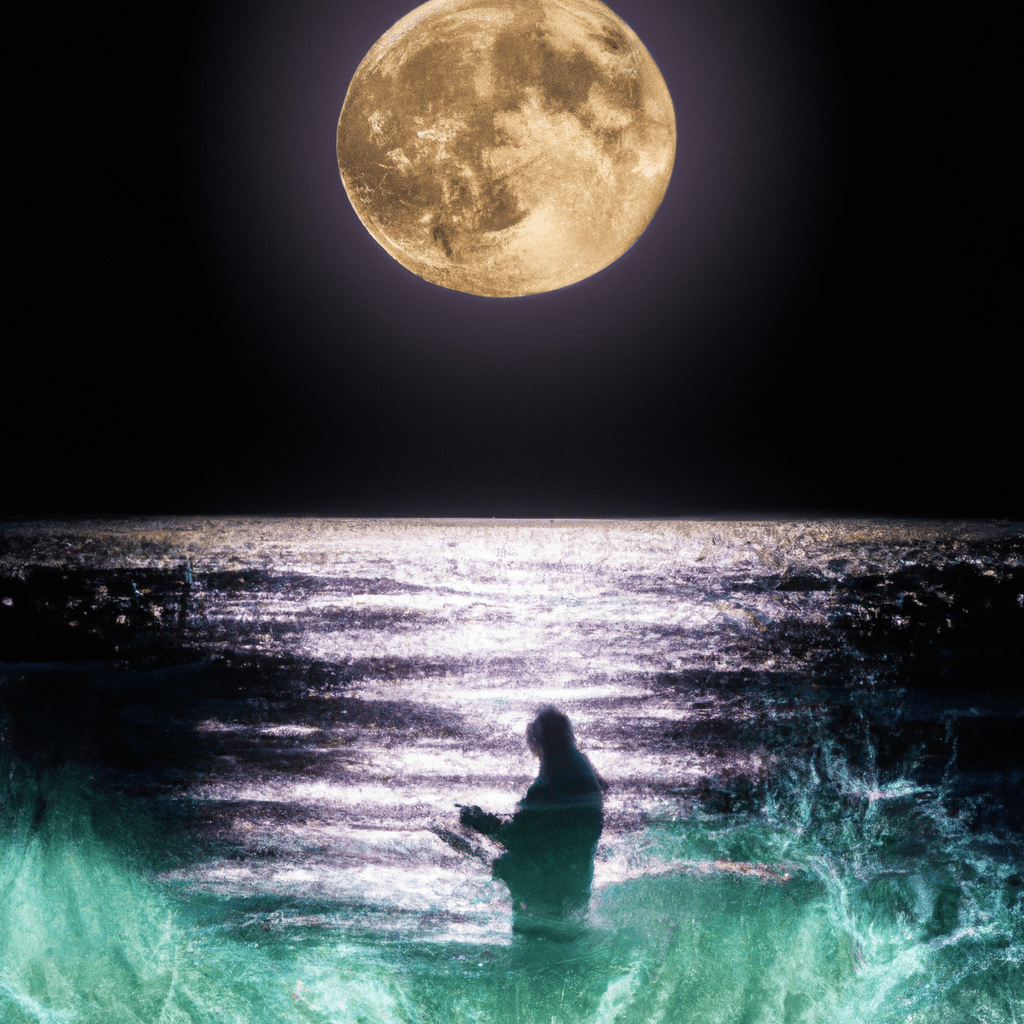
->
<box><xmin>527</xmin><ymin>706</ymin><xmax>575</xmax><ymax>754</ymax></box>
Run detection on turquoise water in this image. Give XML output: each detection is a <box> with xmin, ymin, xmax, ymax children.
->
<box><xmin>3</xmin><ymin>748</ymin><xmax>1020</xmax><ymax>1023</ymax></box>
<box><xmin>1</xmin><ymin>519</ymin><xmax>1022</xmax><ymax>1022</ymax></box>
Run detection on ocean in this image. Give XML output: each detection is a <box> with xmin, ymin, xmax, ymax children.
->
<box><xmin>1</xmin><ymin>517</ymin><xmax>1021</xmax><ymax>1023</ymax></box>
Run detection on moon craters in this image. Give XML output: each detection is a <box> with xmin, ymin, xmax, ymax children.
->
<box><xmin>338</xmin><ymin>0</ymin><xmax>675</xmax><ymax>296</ymax></box>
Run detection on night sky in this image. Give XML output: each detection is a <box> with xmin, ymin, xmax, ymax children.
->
<box><xmin>13</xmin><ymin>0</ymin><xmax>1015</xmax><ymax>518</ymax></box>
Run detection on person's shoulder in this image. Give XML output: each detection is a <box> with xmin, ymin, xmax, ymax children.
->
<box><xmin>522</xmin><ymin>778</ymin><xmax>559</xmax><ymax>805</ymax></box>
<box><xmin>582</xmin><ymin>752</ymin><xmax>610</xmax><ymax>793</ymax></box>
<box><xmin>525</xmin><ymin>765</ymin><xmax>602</xmax><ymax>806</ymax></box>
<box><xmin>569</xmin><ymin>750</ymin><xmax>605</xmax><ymax>789</ymax></box>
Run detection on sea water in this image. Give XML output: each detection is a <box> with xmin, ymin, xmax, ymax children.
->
<box><xmin>1</xmin><ymin>518</ymin><xmax>1021</xmax><ymax>1023</ymax></box>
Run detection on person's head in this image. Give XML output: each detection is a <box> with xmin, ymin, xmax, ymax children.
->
<box><xmin>526</xmin><ymin>706</ymin><xmax>575</xmax><ymax>758</ymax></box>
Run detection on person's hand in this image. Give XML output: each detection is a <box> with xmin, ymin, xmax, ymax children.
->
<box><xmin>460</xmin><ymin>804</ymin><xmax>501</xmax><ymax>835</ymax></box>
<box><xmin>459</xmin><ymin>804</ymin><xmax>483</xmax><ymax>828</ymax></box>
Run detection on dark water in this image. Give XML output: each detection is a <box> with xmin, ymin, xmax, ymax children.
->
<box><xmin>1</xmin><ymin>518</ymin><xmax>1022</xmax><ymax>1023</ymax></box>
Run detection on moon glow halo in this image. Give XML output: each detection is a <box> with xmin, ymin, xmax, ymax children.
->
<box><xmin>337</xmin><ymin>0</ymin><xmax>676</xmax><ymax>297</ymax></box>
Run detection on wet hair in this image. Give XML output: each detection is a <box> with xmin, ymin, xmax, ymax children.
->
<box><xmin>527</xmin><ymin>706</ymin><xmax>576</xmax><ymax>755</ymax></box>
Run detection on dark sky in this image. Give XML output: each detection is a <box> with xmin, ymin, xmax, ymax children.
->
<box><xmin>13</xmin><ymin>0</ymin><xmax>1015</xmax><ymax>518</ymax></box>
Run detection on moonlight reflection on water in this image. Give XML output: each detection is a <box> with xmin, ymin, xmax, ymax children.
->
<box><xmin>1</xmin><ymin>518</ymin><xmax>1022</xmax><ymax>1022</ymax></box>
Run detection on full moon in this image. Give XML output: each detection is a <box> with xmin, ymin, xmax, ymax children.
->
<box><xmin>337</xmin><ymin>0</ymin><xmax>676</xmax><ymax>297</ymax></box>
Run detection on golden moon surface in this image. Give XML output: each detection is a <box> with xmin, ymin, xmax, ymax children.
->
<box><xmin>337</xmin><ymin>0</ymin><xmax>676</xmax><ymax>297</ymax></box>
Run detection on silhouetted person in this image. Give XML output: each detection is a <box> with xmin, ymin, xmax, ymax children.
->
<box><xmin>460</xmin><ymin>706</ymin><xmax>606</xmax><ymax>936</ymax></box>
